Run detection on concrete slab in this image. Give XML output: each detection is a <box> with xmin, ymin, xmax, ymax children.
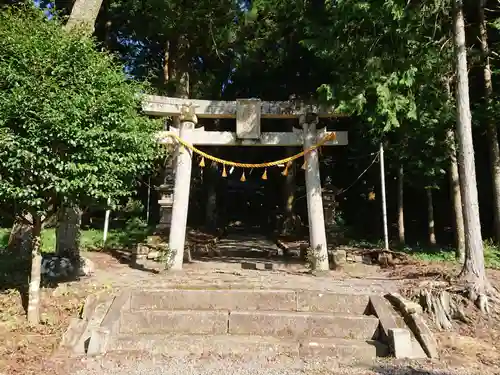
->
<box><xmin>412</xmin><ymin>338</ymin><xmax>428</xmax><ymax>359</ymax></box>
<box><xmin>409</xmin><ymin>312</ymin><xmax>439</xmax><ymax>359</ymax></box>
<box><xmin>299</xmin><ymin>338</ymin><xmax>388</xmax><ymax>359</ymax></box>
<box><xmin>109</xmin><ymin>334</ymin><xmax>389</xmax><ymax>361</ymax></box>
<box><xmin>241</xmin><ymin>262</ymin><xmax>257</xmax><ymax>270</ymax></box>
<box><xmin>297</xmin><ymin>291</ymin><xmax>369</xmax><ymax>314</ymax></box>
<box><xmin>369</xmin><ymin>295</ymin><xmax>399</xmax><ymax>339</ymax></box>
<box><xmin>85</xmin><ymin>291</ymin><xmax>131</xmax><ymax>356</ymax></box>
<box><xmin>228</xmin><ymin>311</ymin><xmax>379</xmax><ymax>339</ymax></box>
<box><xmin>110</xmin><ymin>334</ymin><xmax>300</xmax><ymax>359</ymax></box>
<box><xmin>130</xmin><ymin>289</ymin><xmax>297</xmax><ymax>312</ymax></box>
<box><xmin>388</xmin><ymin>328</ymin><xmax>413</xmax><ymax>359</ymax></box>
<box><xmin>74</xmin><ymin>297</ymin><xmax>114</xmax><ymax>354</ymax></box>
<box><xmin>100</xmin><ymin>290</ymin><xmax>130</xmax><ymax>330</ymax></box>
<box><xmin>87</xmin><ymin>327</ymin><xmax>111</xmax><ymax>356</ymax></box>
<box><xmin>241</xmin><ymin>262</ymin><xmax>275</xmax><ymax>271</ymax></box>
<box><xmin>60</xmin><ymin>318</ymin><xmax>87</xmax><ymax>349</ymax></box>
<box><xmin>120</xmin><ymin>310</ymin><xmax>229</xmax><ymax>335</ymax></box>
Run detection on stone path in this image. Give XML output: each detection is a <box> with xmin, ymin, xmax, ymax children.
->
<box><xmin>86</xmin><ymin>229</ymin><xmax>401</xmax><ymax>294</ymax></box>
<box><xmin>89</xmin><ymin>256</ymin><xmax>402</xmax><ymax>295</ymax></box>
<box><xmin>215</xmin><ymin>232</ymin><xmax>278</xmax><ymax>256</ymax></box>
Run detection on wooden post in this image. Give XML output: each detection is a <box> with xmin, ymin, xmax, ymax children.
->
<box><xmin>146</xmin><ymin>177</ymin><xmax>151</xmax><ymax>224</ymax></box>
<box><xmin>301</xmin><ymin>114</ymin><xmax>329</xmax><ymax>271</ymax></box>
<box><xmin>167</xmin><ymin>105</ymin><xmax>197</xmax><ymax>270</ymax></box>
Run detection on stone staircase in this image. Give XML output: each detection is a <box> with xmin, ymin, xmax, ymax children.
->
<box><xmin>62</xmin><ymin>287</ymin><xmax>429</xmax><ymax>362</ymax></box>
<box><xmin>116</xmin><ymin>289</ymin><xmax>393</xmax><ymax>360</ymax></box>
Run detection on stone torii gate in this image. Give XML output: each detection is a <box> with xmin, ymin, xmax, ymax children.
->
<box><xmin>142</xmin><ymin>95</ymin><xmax>348</xmax><ymax>270</ymax></box>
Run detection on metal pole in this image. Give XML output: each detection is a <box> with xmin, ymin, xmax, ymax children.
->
<box><xmin>103</xmin><ymin>197</ymin><xmax>111</xmax><ymax>244</ymax></box>
<box><xmin>379</xmin><ymin>142</ymin><xmax>389</xmax><ymax>250</ymax></box>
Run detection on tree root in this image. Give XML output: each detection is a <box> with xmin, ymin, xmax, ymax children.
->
<box><xmin>450</xmin><ymin>279</ymin><xmax>500</xmax><ymax>315</ymax></box>
<box><xmin>404</xmin><ymin>280</ymin><xmax>500</xmax><ymax>331</ymax></box>
<box><xmin>418</xmin><ymin>288</ymin><xmax>468</xmax><ymax>330</ymax></box>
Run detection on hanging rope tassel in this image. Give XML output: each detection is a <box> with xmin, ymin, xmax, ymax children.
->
<box><xmin>240</xmin><ymin>170</ymin><xmax>246</xmax><ymax>182</ymax></box>
<box><xmin>281</xmin><ymin>162</ymin><xmax>291</xmax><ymax>176</ymax></box>
<box><xmin>199</xmin><ymin>156</ymin><xmax>205</xmax><ymax>167</ymax></box>
<box><xmin>262</xmin><ymin>168</ymin><xmax>268</xmax><ymax>180</ymax></box>
<box><xmin>222</xmin><ymin>165</ymin><xmax>227</xmax><ymax>177</ymax></box>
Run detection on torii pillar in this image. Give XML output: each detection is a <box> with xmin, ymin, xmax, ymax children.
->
<box><xmin>300</xmin><ymin>113</ymin><xmax>329</xmax><ymax>270</ymax></box>
<box><xmin>167</xmin><ymin>105</ymin><xmax>197</xmax><ymax>270</ymax></box>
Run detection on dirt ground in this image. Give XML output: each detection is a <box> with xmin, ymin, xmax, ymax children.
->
<box><xmin>1</xmin><ymin>250</ymin><xmax>500</xmax><ymax>375</ymax></box>
<box><xmin>388</xmin><ymin>261</ymin><xmax>500</xmax><ymax>370</ymax></box>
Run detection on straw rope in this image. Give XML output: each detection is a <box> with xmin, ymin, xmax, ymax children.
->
<box><xmin>164</xmin><ymin>131</ymin><xmax>336</xmax><ymax>168</ymax></box>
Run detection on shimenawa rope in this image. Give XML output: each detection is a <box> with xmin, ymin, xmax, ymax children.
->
<box><xmin>163</xmin><ymin>131</ymin><xmax>337</xmax><ymax>169</ymax></box>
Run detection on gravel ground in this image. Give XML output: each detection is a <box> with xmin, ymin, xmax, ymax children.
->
<box><xmin>75</xmin><ymin>355</ymin><xmax>491</xmax><ymax>375</ymax></box>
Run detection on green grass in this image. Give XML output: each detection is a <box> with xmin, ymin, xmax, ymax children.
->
<box><xmin>347</xmin><ymin>238</ymin><xmax>500</xmax><ymax>269</ymax></box>
<box><xmin>0</xmin><ymin>223</ymin><xmax>154</xmax><ymax>289</ymax></box>
<box><xmin>0</xmin><ymin>222</ymin><xmax>153</xmax><ymax>254</ymax></box>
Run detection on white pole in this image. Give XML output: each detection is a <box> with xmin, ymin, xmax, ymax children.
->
<box><xmin>146</xmin><ymin>177</ymin><xmax>151</xmax><ymax>224</ymax></box>
<box><xmin>168</xmin><ymin>120</ymin><xmax>195</xmax><ymax>270</ymax></box>
<box><xmin>103</xmin><ymin>197</ymin><xmax>111</xmax><ymax>244</ymax></box>
<box><xmin>379</xmin><ymin>142</ymin><xmax>389</xmax><ymax>250</ymax></box>
<box><xmin>302</xmin><ymin>116</ymin><xmax>329</xmax><ymax>271</ymax></box>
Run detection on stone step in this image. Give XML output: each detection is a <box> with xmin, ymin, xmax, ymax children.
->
<box><xmin>130</xmin><ymin>289</ymin><xmax>370</xmax><ymax>314</ymax></box>
<box><xmin>229</xmin><ymin>311</ymin><xmax>379</xmax><ymax>339</ymax></box>
<box><xmin>120</xmin><ymin>310</ymin><xmax>380</xmax><ymax>340</ymax></box>
<box><xmin>110</xmin><ymin>334</ymin><xmax>388</xmax><ymax>361</ymax></box>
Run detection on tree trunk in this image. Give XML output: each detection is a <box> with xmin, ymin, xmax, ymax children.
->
<box><xmin>27</xmin><ymin>214</ymin><xmax>42</xmax><ymax>325</ymax></box>
<box><xmin>57</xmin><ymin>0</ymin><xmax>103</xmax><ymax>261</ymax></box>
<box><xmin>282</xmin><ymin>146</ymin><xmax>297</xmax><ymax>236</ymax></box>
<box><xmin>453</xmin><ymin>0</ymin><xmax>490</xmax><ymax>308</ymax></box>
<box><xmin>205</xmin><ymin>161</ymin><xmax>218</xmax><ymax>232</ymax></box>
<box><xmin>166</xmin><ymin>36</ymin><xmax>190</xmax><ymax>99</ymax></box>
<box><xmin>8</xmin><ymin>214</ymin><xmax>33</xmax><ymax>257</ymax></box>
<box><xmin>479</xmin><ymin>0</ymin><xmax>500</xmax><ymax>242</ymax></box>
<box><xmin>398</xmin><ymin>164</ymin><xmax>405</xmax><ymax>245</ymax></box>
<box><xmin>447</xmin><ymin>129</ymin><xmax>466</xmax><ymax>262</ymax></box>
<box><xmin>94</xmin><ymin>0</ymin><xmax>113</xmax><ymax>50</ymax></box>
<box><xmin>63</xmin><ymin>0</ymin><xmax>104</xmax><ymax>34</ymax></box>
<box><xmin>56</xmin><ymin>206</ymin><xmax>82</xmax><ymax>261</ymax></box>
<box><xmin>426</xmin><ymin>188</ymin><xmax>436</xmax><ymax>246</ymax></box>
<box><xmin>284</xmin><ymin>148</ymin><xmax>296</xmax><ymax>217</ymax></box>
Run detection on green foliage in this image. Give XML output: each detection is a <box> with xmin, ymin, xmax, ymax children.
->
<box><xmin>482</xmin><ymin>239</ymin><xmax>500</xmax><ymax>270</ymax></box>
<box><xmin>0</xmin><ymin>228</ymin><xmax>10</xmax><ymax>250</ymax></box>
<box><xmin>105</xmin><ymin>219</ymin><xmax>153</xmax><ymax>249</ymax></box>
<box><xmin>101</xmin><ymin>0</ymin><xmax>240</xmax><ymax>97</ymax></box>
<box><xmin>300</xmin><ymin>0</ymin><xmax>455</xmax><ymax>186</ymax></box>
<box><xmin>0</xmin><ymin>7</ymin><xmax>162</xmax><ymax>221</ymax></box>
<box><xmin>347</xmin><ymin>238</ymin><xmax>500</xmax><ymax>269</ymax></box>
